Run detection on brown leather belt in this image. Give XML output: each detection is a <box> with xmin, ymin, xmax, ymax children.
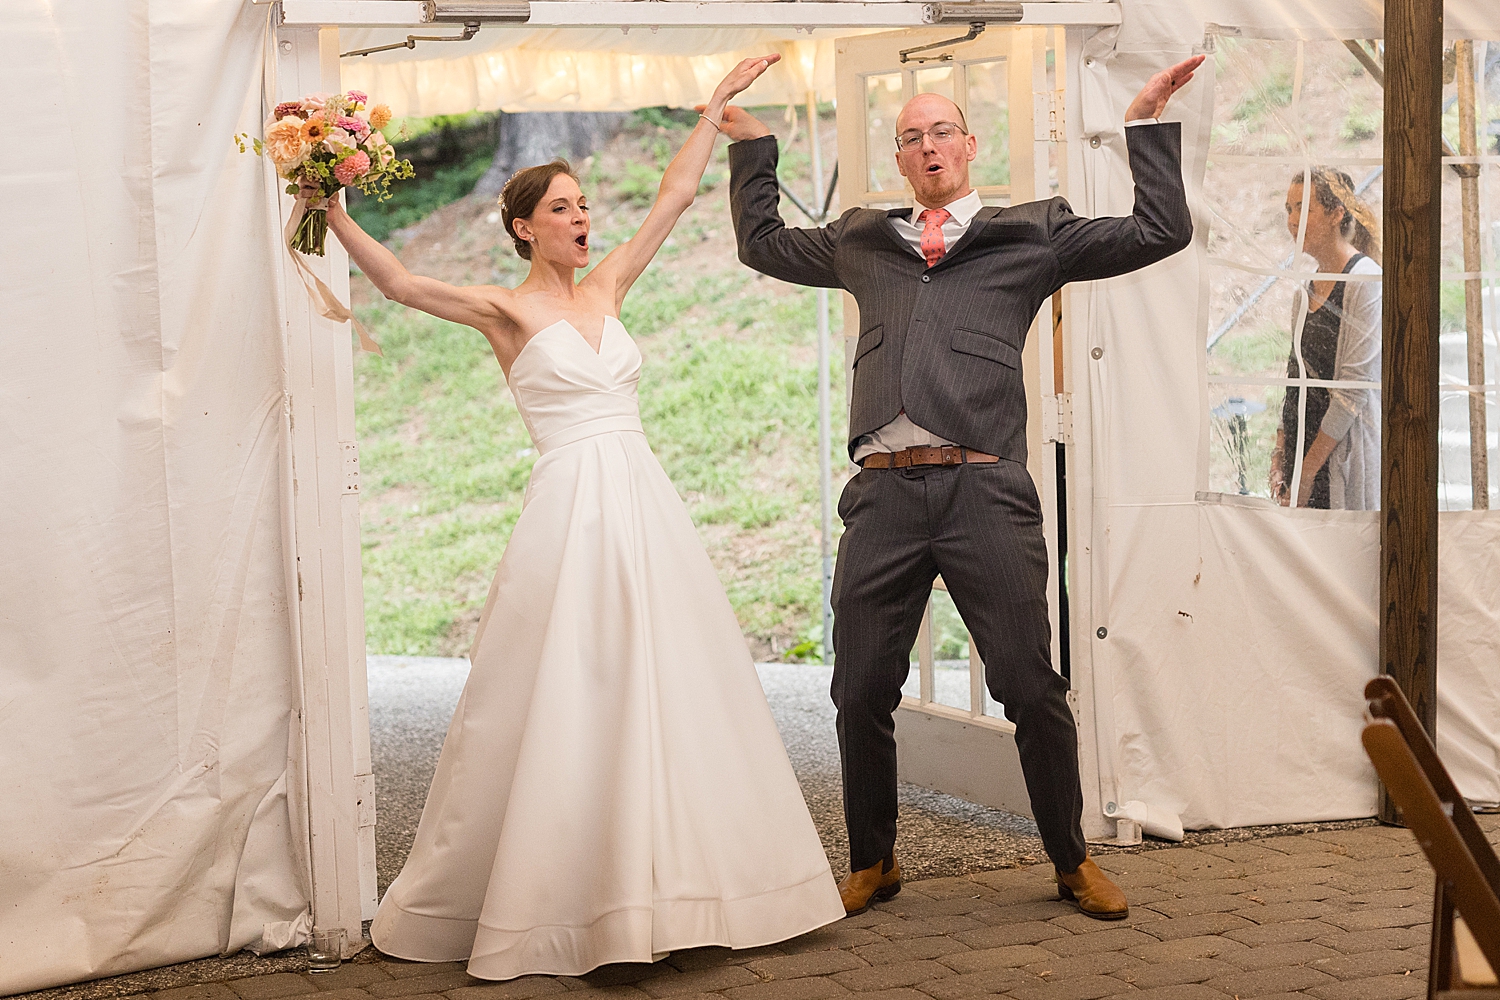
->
<box><xmin>861</xmin><ymin>445</ymin><xmax>1000</xmax><ymax>469</ymax></box>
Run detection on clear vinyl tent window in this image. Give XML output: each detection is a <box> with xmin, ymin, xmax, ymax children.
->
<box><xmin>1204</xmin><ymin>37</ymin><xmax>1500</xmax><ymax>511</ymax></box>
<box><xmin>1204</xmin><ymin>37</ymin><xmax>1387</xmax><ymax>510</ymax></box>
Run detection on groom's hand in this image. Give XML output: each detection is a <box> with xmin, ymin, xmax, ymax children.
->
<box><xmin>696</xmin><ymin>104</ymin><xmax>772</xmax><ymax>142</ymax></box>
<box><xmin>1124</xmin><ymin>54</ymin><xmax>1206</xmax><ymax>121</ymax></box>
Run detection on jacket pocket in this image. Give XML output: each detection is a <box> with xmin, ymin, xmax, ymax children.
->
<box><xmin>951</xmin><ymin>328</ymin><xmax>1020</xmax><ymax>369</ymax></box>
<box><xmin>854</xmin><ymin>325</ymin><xmax>884</xmax><ymax>366</ymax></box>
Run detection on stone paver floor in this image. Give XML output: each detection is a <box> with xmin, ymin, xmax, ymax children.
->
<box><xmin>27</xmin><ymin>817</ymin><xmax>1500</xmax><ymax>1000</ymax></box>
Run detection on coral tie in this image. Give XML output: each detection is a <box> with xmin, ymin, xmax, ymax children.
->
<box><xmin>917</xmin><ymin>208</ymin><xmax>952</xmax><ymax>268</ymax></box>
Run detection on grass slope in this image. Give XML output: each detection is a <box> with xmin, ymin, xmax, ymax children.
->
<box><xmin>351</xmin><ymin>111</ymin><xmax>849</xmax><ymax>659</ymax></box>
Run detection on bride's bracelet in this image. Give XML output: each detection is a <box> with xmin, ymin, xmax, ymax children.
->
<box><xmin>698</xmin><ymin>113</ymin><xmax>723</xmax><ymax>133</ymax></box>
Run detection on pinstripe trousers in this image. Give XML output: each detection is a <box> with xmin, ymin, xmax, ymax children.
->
<box><xmin>829</xmin><ymin>459</ymin><xmax>1088</xmax><ymax>874</ymax></box>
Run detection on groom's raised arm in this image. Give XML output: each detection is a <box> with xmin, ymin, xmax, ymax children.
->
<box><xmin>1046</xmin><ymin>120</ymin><xmax>1194</xmax><ymax>285</ymax></box>
<box><xmin>728</xmin><ymin>135</ymin><xmax>846</xmax><ymax>289</ymax></box>
<box><xmin>1045</xmin><ymin>56</ymin><xmax>1202</xmax><ymax>285</ymax></box>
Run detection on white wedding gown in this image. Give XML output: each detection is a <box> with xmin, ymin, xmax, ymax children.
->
<box><xmin>369</xmin><ymin>316</ymin><xmax>845</xmax><ymax>981</ymax></box>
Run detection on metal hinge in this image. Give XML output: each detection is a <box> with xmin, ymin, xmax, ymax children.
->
<box><xmin>1033</xmin><ymin>90</ymin><xmax>1064</xmax><ymax>142</ymax></box>
<box><xmin>342</xmin><ymin>441</ymin><xmax>360</xmax><ymax>495</ymax></box>
<box><xmin>1042</xmin><ymin>392</ymin><xmax>1073</xmax><ymax>444</ymax></box>
<box><xmin>355</xmin><ymin>772</ymin><xmax>377</xmax><ymax>829</ymax></box>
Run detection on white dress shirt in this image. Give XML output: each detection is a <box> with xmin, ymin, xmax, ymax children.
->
<box><xmin>851</xmin><ymin>121</ymin><xmax>1159</xmax><ymax>464</ymax></box>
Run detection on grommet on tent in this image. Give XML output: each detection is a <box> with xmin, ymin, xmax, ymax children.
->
<box><xmin>1096</xmin><ymin>626</ymin><xmax>1108</xmax><ymax>639</ymax></box>
<box><xmin>1088</xmin><ymin>135</ymin><xmax>1101</xmax><ymax>148</ymax></box>
<box><xmin>1090</xmin><ymin>346</ymin><xmax>1103</xmax><ymax>360</ymax></box>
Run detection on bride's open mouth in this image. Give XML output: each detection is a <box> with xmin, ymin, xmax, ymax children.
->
<box><xmin>575</xmin><ymin>234</ymin><xmax>589</xmax><ymax>249</ymax></box>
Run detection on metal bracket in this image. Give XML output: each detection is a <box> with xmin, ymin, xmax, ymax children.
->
<box><xmin>354</xmin><ymin>771</ymin><xmax>377</xmax><ymax>829</ymax></box>
<box><xmin>342</xmin><ymin>441</ymin><xmax>361</xmax><ymax>495</ymax></box>
<box><xmin>341</xmin><ymin>19</ymin><xmax>480</xmax><ymax>58</ymax></box>
<box><xmin>921</xmin><ymin>2</ymin><xmax>1023</xmax><ymax>24</ymax></box>
<box><xmin>900</xmin><ymin>21</ymin><xmax>985</xmax><ymax>64</ymax></box>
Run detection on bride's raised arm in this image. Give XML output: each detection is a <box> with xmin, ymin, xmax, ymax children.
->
<box><xmin>316</xmin><ymin>179</ymin><xmax>509</xmax><ymax>334</ymax></box>
<box><xmin>588</xmin><ymin>53</ymin><xmax>781</xmax><ymax>308</ymax></box>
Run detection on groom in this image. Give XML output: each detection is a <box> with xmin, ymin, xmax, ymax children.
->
<box><xmin>722</xmin><ymin>56</ymin><xmax>1202</xmax><ymax>918</ymax></box>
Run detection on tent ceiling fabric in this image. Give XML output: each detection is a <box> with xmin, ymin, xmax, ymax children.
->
<box><xmin>0</xmin><ymin>3</ymin><xmax>309</xmax><ymax>992</ymax></box>
<box><xmin>341</xmin><ymin>0</ymin><xmax>1500</xmax><ymax>117</ymax></box>
<box><xmin>339</xmin><ymin>28</ymin><xmax>843</xmax><ymax>114</ymax></box>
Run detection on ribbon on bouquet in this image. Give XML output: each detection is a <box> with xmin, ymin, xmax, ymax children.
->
<box><xmin>284</xmin><ymin>195</ymin><xmax>383</xmax><ymax>356</ymax></box>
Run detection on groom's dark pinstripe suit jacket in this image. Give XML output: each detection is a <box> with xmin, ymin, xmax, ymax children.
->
<box><xmin>727</xmin><ymin>123</ymin><xmax>1193</xmax><ymax>463</ymax></box>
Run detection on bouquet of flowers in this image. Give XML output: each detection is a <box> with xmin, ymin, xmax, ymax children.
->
<box><xmin>237</xmin><ymin>90</ymin><xmax>415</xmax><ymax>255</ymax></box>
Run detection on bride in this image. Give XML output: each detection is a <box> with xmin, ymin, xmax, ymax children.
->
<box><xmin>313</xmin><ymin>55</ymin><xmax>845</xmax><ymax>980</ymax></box>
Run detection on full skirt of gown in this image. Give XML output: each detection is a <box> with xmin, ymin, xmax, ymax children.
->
<box><xmin>369</xmin><ymin>318</ymin><xmax>844</xmax><ymax>980</ymax></box>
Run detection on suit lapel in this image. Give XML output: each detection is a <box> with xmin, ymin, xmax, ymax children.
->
<box><xmin>881</xmin><ymin>208</ymin><xmax>924</xmax><ymax>260</ymax></box>
<box><xmin>929</xmin><ymin>206</ymin><xmax>1004</xmax><ymax>271</ymax></box>
<box><xmin>873</xmin><ymin>203</ymin><xmax>1014</xmax><ymax>267</ymax></box>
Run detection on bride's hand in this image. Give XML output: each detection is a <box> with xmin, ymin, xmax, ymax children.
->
<box><xmin>710</xmin><ymin>53</ymin><xmax>781</xmax><ymax>107</ymax></box>
<box><xmin>296</xmin><ymin>176</ymin><xmax>333</xmax><ymax>210</ymax></box>
<box><xmin>694</xmin><ymin>103</ymin><xmax>771</xmax><ymax>142</ymax></box>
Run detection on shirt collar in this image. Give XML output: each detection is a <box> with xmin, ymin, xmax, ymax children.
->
<box><xmin>889</xmin><ymin>189</ymin><xmax>984</xmax><ymax>226</ymax></box>
<box><xmin>936</xmin><ymin>189</ymin><xmax>984</xmax><ymax>226</ymax></box>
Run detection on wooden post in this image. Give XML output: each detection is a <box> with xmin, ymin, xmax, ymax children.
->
<box><xmin>1455</xmin><ymin>41</ymin><xmax>1489</xmax><ymax>510</ymax></box>
<box><xmin>1379</xmin><ymin>0</ymin><xmax>1443</xmax><ymax>822</ymax></box>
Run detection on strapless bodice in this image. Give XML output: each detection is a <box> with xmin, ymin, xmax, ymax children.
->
<box><xmin>507</xmin><ymin>316</ymin><xmax>644</xmax><ymax>454</ymax></box>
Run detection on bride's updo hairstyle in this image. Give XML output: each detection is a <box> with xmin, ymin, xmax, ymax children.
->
<box><xmin>499</xmin><ymin>159</ymin><xmax>580</xmax><ymax>261</ymax></box>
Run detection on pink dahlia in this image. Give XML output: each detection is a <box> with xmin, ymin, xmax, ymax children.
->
<box><xmin>274</xmin><ymin>101</ymin><xmax>306</xmax><ymax>120</ymax></box>
<box><xmin>345</xmin><ymin>90</ymin><xmax>368</xmax><ymax>105</ymax></box>
<box><xmin>336</xmin><ymin>115</ymin><xmax>370</xmax><ymax>139</ymax></box>
<box><xmin>333</xmin><ymin>150</ymin><xmax>371</xmax><ymax>185</ymax></box>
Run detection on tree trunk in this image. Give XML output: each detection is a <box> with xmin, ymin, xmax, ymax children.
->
<box><xmin>473</xmin><ymin>112</ymin><xmax>630</xmax><ymax>198</ymax></box>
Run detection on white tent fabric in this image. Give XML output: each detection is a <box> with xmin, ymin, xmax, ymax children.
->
<box><xmin>0</xmin><ymin>2</ymin><xmax>309</xmax><ymax>993</ymax></box>
<box><xmin>1077</xmin><ymin>1</ymin><xmax>1500</xmax><ymax>835</ymax></box>
<box><xmin>340</xmin><ymin>28</ymin><xmax>840</xmax><ymax>114</ymax></box>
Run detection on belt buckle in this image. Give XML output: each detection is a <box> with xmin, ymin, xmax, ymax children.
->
<box><xmin>893</xmin><ymin>450</ymin><xmax>912</xmax><ymax>468</ymax></box>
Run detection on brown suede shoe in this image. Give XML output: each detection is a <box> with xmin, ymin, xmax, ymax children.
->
<box><xmin>1056</xmin><ymin>857</ymin><xmax>1129</xmax><ymax>920</ymax></box>
<box><xmin>839</xmin><ymin>853</ymin><xmax>902</xmax><ymax>916</ymax></box>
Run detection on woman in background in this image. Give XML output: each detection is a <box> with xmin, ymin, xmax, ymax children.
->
<box><xmin>1271</xmin><ymin>168</ymin><xmax>1382</xmax><ymax>509</ymax></box>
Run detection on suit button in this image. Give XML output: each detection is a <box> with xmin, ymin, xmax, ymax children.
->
<box><xmin>921</xmin><ymin>274</ymin><xmax>931</xmax><ymax>283</ymax></box>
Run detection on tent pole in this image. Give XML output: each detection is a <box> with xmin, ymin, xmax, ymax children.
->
<box><xmin>1454</xmin><ymin>41</ymin><xmax>1489</xmax><ymax>510</ymax></box>
<box><xmin>808</xmin><ymin>90</ymin><xmax>834</xmax><ymax>666</ymax></box>
<box><xmin>275</xmin><ymin>24</ymin><xmax>379</xmax><ymax>943</ymax></box>
<box><xmin>1379</xmin><ymin>0</ymin><xmax>1442</xmax><ymax>823</ymax></box>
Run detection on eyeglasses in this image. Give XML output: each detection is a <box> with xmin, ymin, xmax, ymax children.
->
<box><xmin>894</xmin><ymin>122</ymin><xmax>968</xmax><ymax>152</ymax></box>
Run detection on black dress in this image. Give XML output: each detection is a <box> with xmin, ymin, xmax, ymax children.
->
<box><xmin>1280</xmin><ymin>253</ymin><xmax>1366</xmax><ymax>509</ymax></box>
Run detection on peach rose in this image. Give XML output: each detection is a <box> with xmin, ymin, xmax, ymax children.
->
<box><xmin>364</xmin><ymin>131</ymin><xmax>396</xmax><ymax>168</ymax></box>
<box><xmin>322</xmin><ymin>127</ymin><xmax>357</xmax><ymax>155</ymax></box>
<box><xmin>264</xmin><ymin>117</ymin><xmax>308</xmax><ymax>167</ymax></box>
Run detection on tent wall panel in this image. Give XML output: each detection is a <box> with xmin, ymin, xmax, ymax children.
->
<box><xmin>0</xmin><ymin>2</ymin><xmax>310</xmax><ymax>991</ymax></box>
<box><xmin>1078</xmin><ymin>7</ymin><xmax>1500</xmax><ymax>835</ymax></box>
